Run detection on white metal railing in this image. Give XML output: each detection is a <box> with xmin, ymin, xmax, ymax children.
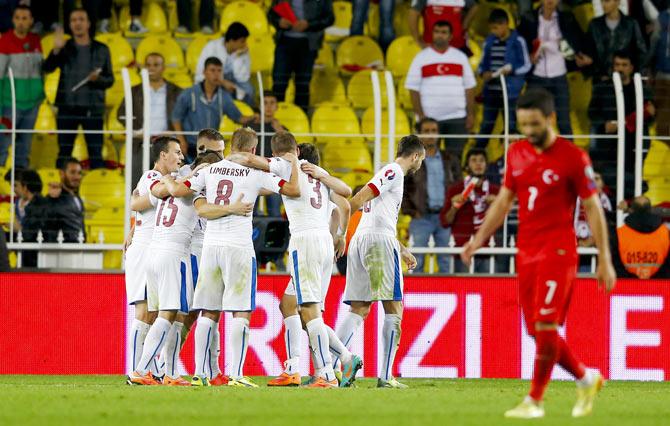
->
<box><xmin>1</xmin><ymin>66</ymin><xmax>646</xmax><ymax>272</ymax></box>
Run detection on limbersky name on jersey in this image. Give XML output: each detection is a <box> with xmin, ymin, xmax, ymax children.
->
<box><xmin>208</xmin><ymin>166</ymin><xmax>251</xmax><ymax>177</ymax></box>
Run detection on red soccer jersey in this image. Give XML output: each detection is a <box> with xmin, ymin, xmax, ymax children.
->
<box><xmin>503</xmin><ymin>138</ymin><xmax>597</xmax><ymax>261</ymax></box>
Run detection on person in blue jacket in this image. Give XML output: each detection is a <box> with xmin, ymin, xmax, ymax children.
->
<box><xmin>476</xmin><ymin>8</ymin><xmax>531</xmax><ymax>149</ymax></box>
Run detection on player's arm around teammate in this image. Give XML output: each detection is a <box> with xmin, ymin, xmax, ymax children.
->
<box><xmin>301</xmin><ymin>162</ymin><xmax>353</xmax><ymax>198</ymax></box>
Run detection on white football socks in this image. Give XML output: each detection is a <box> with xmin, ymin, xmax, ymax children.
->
<box><xmin>137</xmin><ymin>317</ymin><xmax>171</xmax><ymax>375</ymax></box>
<box><xmin>129</xmin><ymin>319</ymin><xmax>150</xmax><ymax>373</ymax></box>
<box><xmin>283</xmin><ymin>315</ymin><xmax>302</xmax><ymax>374</ymax></box>
<box><xmin>230</xmin><ymin>317</ymin><xmax>250</xmax><ymax>380</ymax></box>
<box><xmin>334</xmin><ymin>312</ymin><xmax>364</xmax><ymax>369</ymax></box>
<box><xmin>326</xmin><ymin>324</ymin><xmax>352</xmax><ymax>364</ymax></box>
<box><xmin>306</xmin><ymin>318</ymin><xmax>335</xmax><ymax>381</ymax></box>
<box><xmin>194</xmin><ymin>316</ymin><xmax>216</xmax><ymax>378</ymax></box>
<box><xmin>209</xmin><ymin>325</ymin><xmax>221</xmax><ymax>379</ymax></box>
<box><xmin>380</xmin><ymin>314</ymin><xmax>402</xmax><ymax>381</ymax></box>
<box><xmin>161</xmin><ymin>321</ymin><xmax>184</xmax><ymax>379</ymax></box>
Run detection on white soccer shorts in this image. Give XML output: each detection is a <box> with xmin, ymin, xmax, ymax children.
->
<box><xmin>344</xmin><ymin>233</ymin><xmax>404</xmax><ymax>303</ymax></box>
<box><xmin>146</xmin><ymin>248</ymin><xmax>190</xmax><ymax>313</ymax></box>
<box><xmin>125</xmin><ymin>242</ymin><xmax>149</xmax><ymax>305</ymax></box>
<box><xmin>284</xmin><ymin>231</ymin><xmax>334</xmax><ymax>306</ymax></box>
<box><xmin>193</xmin><ymin>245</ymin><xmax>257</xmax><ymax>312</ymax></box>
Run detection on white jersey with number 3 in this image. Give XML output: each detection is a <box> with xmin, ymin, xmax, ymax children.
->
<box><xmin>269</xmin><ymin>158</ymin><xmax>331</xmax><ymax>234</ymax></box>
<box><xmin>133</xmin><ymin>170</ymin><xmax>162</xmax><ymax>245</ymax></box>
<box><xmin>356</xmin><ymin>162</ymin><xmax>404</xmax><ymax>237</ymax></box>
<box><xmin>185</xmin><ymin>159</ymin><xmax>286</xmax><ymax>247</ymax></box>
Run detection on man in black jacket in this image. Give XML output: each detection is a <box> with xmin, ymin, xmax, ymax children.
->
<box><xmin>42</xmin><ymin>8</ymin><xmax>113</xmax><ymax>170</ymax></box>
<box><xmin>42</xmin><ymin>157</ymin><xmax>85</xmax><ymax>243</ymax></box>
<box><xmin>268</xmin><ymin>0</ymin><xmax>334</xmax><ymax>111</ymax></box>
<box><xmin>518</xmin><ymin>0</ymin><xmax>587</xmax><ymax>136</ymax></box>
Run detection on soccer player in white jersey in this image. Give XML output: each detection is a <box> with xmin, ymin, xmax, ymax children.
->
<box><xmin>228</xmin><ymin>135</ymin><xmax>363</xmax><ymax>388</ymax></box>
<box><xmin>163</xmin><ymin>128</ymin><xmax>300</xmax><ymax>387</ymax></box>
<box><xmin>124</xmin><ymin>136</ymin><xmax>185</xmax><ymax>383</ymax></box>
<box><xmin>335</xmin><ymin>134</ymin><xmax>424</xmax><ymax>388</ymax></box>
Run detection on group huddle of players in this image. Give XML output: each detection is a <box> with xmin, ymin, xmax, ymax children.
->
<box><xmin>123</xmin><ymin>88</ymin><xmax>617</xmax><ymax>418</ymax></box>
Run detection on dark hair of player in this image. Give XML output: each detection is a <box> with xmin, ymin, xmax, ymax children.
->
<box><xmin>488</xmin><ymin>8</ymin><xmax>509</xmax><ymax>24</ymax></box>
<box><xmin>465</xmin><ymin>148</ymin><xmax>488</xmax><ymax>164</ymax></box>
<box><xmin>415</xmin><ymin>117</ymin><xmax>438</xmax><ymax>133</ymax></box>
<box><xmin>298</xmin><ymin>143</ymin><xmax>320</xmax><ymax>165</ymax></box>
<box><xmin>56</xmin><ymin>157</ymin><xmax>81</xmax><ymax>171</ymax></box>
<box><xmin>231</xmin><ymin>127</ymin><xmax>258</xmax><ymax>151</ymax></box>
<box><xmin>397</xmin><ymin>134</ymin><xmax>425</xmax><ymax>158</ymax></box>
<box><xmin>193</xmin><ymin>151</ymin><xmax>224</xmax><ymax>169</ymax></box>
<box><xmin>271</xmin><ymin>131</ymin><xmax>297</xmax><ymax>155</ymax></box>
<box><xmin>204</xmin><ymin>56</ymin><xmax>223</xmax><ymax>69</ymax></box>
<box><xmin>150</xmin><ymin>136</ymin><xmax>179</xmax><ymax>165</ymax></box>
<box><xmin>225</xmin><ymin>22</ymin><xmax>250</xmax><ymax>42</ymax></box>
<box><xmin>433</xmin><ymin>20</ymin><xmax>452</xmax><ymax>34</ymax></box>
<box><xmin>197</xmin><ymin>128</ymin><xmax>224</xmax><ymax>143</ymax></box>
<box><xmin>516</xmin><ymin>87</ymin><xmax>555</xmax><ymax>116</ymax></box>
<box><xmin>13</xmin><ymin>4</ymin><xmax>32</xmax><ymax>16</ymax></box>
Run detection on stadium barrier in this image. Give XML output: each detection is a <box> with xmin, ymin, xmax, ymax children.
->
<box><xmin>2</xmin><ymin>273</ymin><xmax>668</xmax><ymax>380</ymax></box>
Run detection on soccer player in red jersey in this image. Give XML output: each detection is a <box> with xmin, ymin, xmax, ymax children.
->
<box><xmin>462</xmin><ymin>88</ymin><xmax>617</xmax><ymax>419</ymax></box>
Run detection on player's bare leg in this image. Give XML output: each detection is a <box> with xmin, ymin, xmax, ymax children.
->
<box><xmin>192</xmin><ymin>309</ymin><xmax>221</xmax><ymax>386</ymax></box>
<box><xmin>268</xmin><ymin>294</ymin><xmax>302</xmax><ymax>386</ymax></box>
<box><xmin>377</xmin><ymin>300</ymin><xmax>406</xmax><ymax>389</ymax></box>
<box><xmin>128</xmin><ymin>310</ymin><xmax>177</xmax><ymax>385</ymax></box>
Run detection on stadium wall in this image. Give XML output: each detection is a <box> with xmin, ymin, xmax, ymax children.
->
<box><xmin>1</xmin><ymin>274</ymin><xmax>668</xmax><ymax>381</ymax></box>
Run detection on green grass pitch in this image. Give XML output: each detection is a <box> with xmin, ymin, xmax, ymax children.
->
<box><xmin>0</xmin><ymin>376</ymin><xmax>668</xmax><ymax>425</ymax></box>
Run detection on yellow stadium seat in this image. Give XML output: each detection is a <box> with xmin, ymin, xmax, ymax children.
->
<box><xmin>315</xmin><ymin>42</ymin><xmax>335</xmax><ymax>69</ymax></box>
<box><xmin>468</xmin><ymin>37</ymin><xmax>483</xmax><ymax>73</ymax></box>
<box><xmin>220</xmin><ymin>1</ymin><xmax>269</xmax><ymax>35</ymax></box>
<box><xmin>102</xmin><ymin>137</ymin><xmax>119</xmax><ymax>168</ymax></box>
<box><xmin>572</xmin><ymin>2</ymin><xmax>594</xmax><ymax>33</ymax></box>
<box><xmin>120</xmin><ymin>2</ymin><xmax>168</xmax><ymax>36</ymax></box>
<box><xmin>106</xmin><ymin>103</ymin><xmax>126</xmax><ymax>143</ymax></box>
<box><xmin>186</xmin><ymin>32</ymin><xmax>222</xmax><ymax>75</ymax></box>
<box><xmin>284</xmin><ymin>70</ymin><xmax>347</xmax><ymax>106</ymax></box>
<box><xmin>347</xmin><ymin>69</ymin><xmax>390</xmax><ymax>109</ymax></box>
<box><xmin>72</xmin><ymin>132</ymin><xmax>89</xmax><ymax>164</ymax></box>
<box><xmin>30</xmin><ymin>103</ymin><xmax>58</xmax><ymax>169</ymax></box>
<box><xmin>339</xmin><ymin>171</ymin><xmax>373</xmax><ymax>192</ymax></box>
<box><xmin>397</xmin><ymin>75</ymin><xmax>413</xmax><ymax>110</ymax></box>
<box><xmin>321</xmin><ymin>140</ymin><xmax>373</xmax><ymax>176</ymax></box>
<box><xmin>220</xmin><ymin>100</ymin><xmax>255</xmax><ymax>136</ymax></box>
<box><xmin>393</xmin><ymin>1</ymin><xmax>412</xmax><ymax>37</ymax></box>
<box><xmin>365</xmin><ymin>2</ymin><xmax>379</xmax><ymax>39</ymax></box>
<box><xmin>95</xmin><ymin>33</ymin><xmax>134</xmax><ymax>72</ymax></box>
<box><xmin>106</xmin><ymin>68</ymin><xmax>141</xmax><ymax>108</ymax></box>
<box><xmin>311</xmin><ymin>103</ymin><xmax>362</xmax><ymax>145</ymax></box>
<box><xmin>40</xmin><ymin>32</ymin><xmax>70</xmax><ymax>58</ymax></box>
<box><xmin>567</xmin><ymin>71</ymin><xmax>591</xmax><ymax>147</ymax></box>
<box><xmin>386</xmin><ymin>36</ymin><xmax>421</xmax><ymax>78</ymax></box>
<box><xmin>274</xmin><ymin>102</ymin><xmax>311</xmax><ymax>142</ymax></box>
<box><xmin>0</xmin><ymin>168</ymin><xmax>11</xmax><ymax>196</ymax></box>
<box><xmin>325</xmin><ymin>1</ymin><xmax>352</xmax><ymax>42</ymax></box>
<box><xmin>80</xmin><ymin>169</ymin><xmax>125</xmax><ymax>212</ymax></box>
<box><xmin>248</xmin><ymin>33</ymin><xmax>275</xmax><ymax>74</ymax></box>
<box><xmin>43</xmin><ymin>68</ymin><xmax>59</xmax><ymax>104</ymax></box>
<box><xmin>87</xmin><ymin>205</ymin><xmax>124</xmax><ymax>269</ymax></box>
<box><xmin>643</xmin><ymin>140</ymin><xmax>670</xmax><ymax>204</ymax></box>
<box><xmin>336</xmin><ymin>36</ymin><xmax>384</xmax><ymax>74</ymax></box>
<box><xmin>361</xmin><ymin>107</ymin><xmax>411</xmax><ymax>160</ymax></box>
<box><xmin>136</xmin><ymin>35</ymin><xmax>185</xmax><ymax>70</ymax></box>
<box><xmin>164</xmin><ymin>68</ymin><xmax>194</xmax><ymax>89</ymax></box>
<box><xmin>37</xmin><ymin>168</ymin><xmax>60</xmax><ymax>196</ymax></box>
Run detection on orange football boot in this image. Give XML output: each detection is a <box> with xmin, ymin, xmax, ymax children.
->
<box><xmin>306</xmin><ymin>377</ymin><xmax>338</xmax><ymax>388</ymax></box>
<box><xmin>267</xmin><ymin>372</ymin><xmax>301</xmax><ymax>387</ymax></box>
<box><xmin>163</xmin><ymin>376</ymin><xmax>191</xmax><ymax>386</ymax></box>
<box><xmin>209</xmin><ymin>373</ymin><xmax>230</xmax><ymax>386</ymax></box>
<box><xmin>127</xmin><ymin>371</ymin><xmax>160</xmax><ymax>386</ymax></box>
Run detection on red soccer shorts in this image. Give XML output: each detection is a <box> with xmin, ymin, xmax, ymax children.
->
<box><xmin>518</xmin><ymin>252</ymin><xmax>578</xmax><ymax>336</ymax></box>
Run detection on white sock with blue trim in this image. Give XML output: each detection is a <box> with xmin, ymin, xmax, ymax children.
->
<box><xmin>326</xmin><ymin>324</ymin><xmax>352</xmax><ymax>364</ymax></box>
<box><xmin>230</xmin><ymin>317</ymin><xmax>250</xmax><ymax>380</ymax></box>
<box><xmin>208</xmin><ymin>325</ymin><xmax>221</xmax><ymax>378</ymax></box>
<box><xmin>306</xmin><ymin>318</ymin><xmax>335</xmax><ymax>381</ymax></box>
<box><xmin>137</xmin><ymin>317</ymin><xmax>171</xmax><ymax>375</ymax></box>
<box><xmin>380</xmin><ymin>314</ymin><xmax>402</xmax><ymax>381</ymax></box>
<box><xmin>129</xmin><ymin>319</ymin><xmax>150</xmax><ymax>373</ymax></box>
<box><xmin>334</xmin><ymin>312</ymin><xmax>364</xmax><ymax>369</ymax></box>
<box><xmin>283</xmin><ymin>315</ymin><xmax>302</xmax><ymax>374</ymax></box>
<box><xmin>194</xmin><ymin>316</ymin><xmax>215</xmax><ymax>378</ymax></box>
<box><xmin>161</xmin><ymin>321</ymin><xmax>184</xmax><ymax>379</ymax></box>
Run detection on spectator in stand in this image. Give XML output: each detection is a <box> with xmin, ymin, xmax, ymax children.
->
<box><xmin>196</xmin><ymin>22</ymin><xmax>254</xmax><ymax>106</ymax></box>
<box><xmin>250</xmin><ymin>91</ymin><xmax>286</xmax><ymax>217</ymax></box>
<box><xmin>176</xmin><ymin>0</ymin><xmax>215</xmax><ymax>34</ymax></box>
<box><xmin>10</xmin><ymin>168</ymin><xmax>43</xmax><ymax>267</ymax></box>
<box><xmin>43</xmin><ymin>9</ymin><xmax>113</xmax><ymax>170</ymax></box>
<box><xmin>40</xmin><ymin>157</ymin><xmax>85</xmax><ymax>243</ymax></box>
<box><xmin>593</xmin><ymin>0</ymin><xmax>660</xmax><ymax>45</ymax></box>
<box><xmin>518</xmin><ymin>0</ymin><xmax>586</xmax><ymax>136</ymax></box>
<box><xmin>408</xmin><ymin>0</ymin><xmax>478</xmax><ymax>50</ymax></box>
<box><xmin>62</xmin><ymin>0</ymin><xmax>147</xmax><ymax>34</ymax></box>
<box><xmin>582</xmin><ymin>0</ymin><xmax>648</xmax><ymax>81</ymax></box>
<box><xmin>406</xmin><ymin>20</ymin><xmax>477</xmax><ymax>160</ymax></box>
<box><xmin>440</xmin><ymin>148</ymin><xmax>499</xmax><ymax>272</ymax></box>
<box><xmin>268</xmin><ymin>0</ymin><xmax>334</xmax><ymax>111</ymax></box>
<box><xmin>611</xmin><ymin>196</ymin><xmax>670</xmax><ymax>279</ymax></box>
<box><xmin>0</xmin><ymin>5</ymin><xmax>43</xmax><ymax>169</ymax></box>
<box><xmin>476</xmin><ymin>9</ymin><xmax>531</xmax><ymax>148</ymax></box>
<box><xmin>350</xmin><ymin>0</ymin><xmax>395</xmax><ymax>52</ymax></box>
<box><xmin>588</xmin><ymin>50</ymin><xmax>654</xmax><ymax>199</ymax></box>
<box><xmin>117</xmin><ymin>52</ymin><xmax>182</xmax><ymax>188</ymax></box>
<box><xmin>402</xmin><ymin>117</ymin><xmax>462</xmax><ymax>273</ymax></box>
<box><xmin>649</xmin><ymin>1</ymin><xmax>670</xmax><ymax>139</ymax></box>
<box><xmin>172</xmin><ymin>56</ymin><xmax>255</xmax><ymax>160</ymax></box>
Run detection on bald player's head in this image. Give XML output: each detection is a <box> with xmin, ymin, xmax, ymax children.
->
<box><xmin>197</xmin><ymin>128</ymin><xmax>225</xmax><ymax>156</ymax></box>
<box><xmin>231</xmin><ymin>127</ymin><xmax>258</xmax><ymax>153</ymax></box>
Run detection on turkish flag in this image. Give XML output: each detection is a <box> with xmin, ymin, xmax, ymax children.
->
<box><xmin>421</xmin><ymin>63</ymin><xmax>464</xmax><ymax>78</ymax></box>
<box><xmin>273</xmin><ymin>2</ymin><xmax>298</xmax><ymax>24</ymax></box>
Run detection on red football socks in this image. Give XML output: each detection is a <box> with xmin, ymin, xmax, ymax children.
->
<box><xmin>557</xmin><ymin>336</ymin><xmax>586</xmax><ymax>380</ymax></box>
<box><xmin>529</xmin><ymin>329</ymin><xmax>559</xmax><ymax>401</ymax></box>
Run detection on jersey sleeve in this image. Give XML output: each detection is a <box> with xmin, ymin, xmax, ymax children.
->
<box><xmin>572</xmin><ymin>149</ymin><xmax>598</xmax><ymax>200</ymax></box>
<box><xmin>268</xmin><ymin>157</ymin><xmax>292</xmax><ymax>180</ymax></box>
<box><xmin>367</xmin><ymin>163</ymin><xmax>402</xmax><ymax>197</ymax></box>
<box><xmin>184</xmin><ymin>167</ymin><xmax>207</xmax><ymax>193</ymax></box>
<box><xmin>259</xmin><ymin>170</ymin><xmax>286</xmax><ymax>194</ymax></box>
<box><xmin>139</xmin><ymin>171</ymin><xmax>161</xmax><ymax>196</ymax></box>
<box><xmin>502</xmin><ymin>149</ymin><xmax>517</xmax><ymax>193</ymax></box>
